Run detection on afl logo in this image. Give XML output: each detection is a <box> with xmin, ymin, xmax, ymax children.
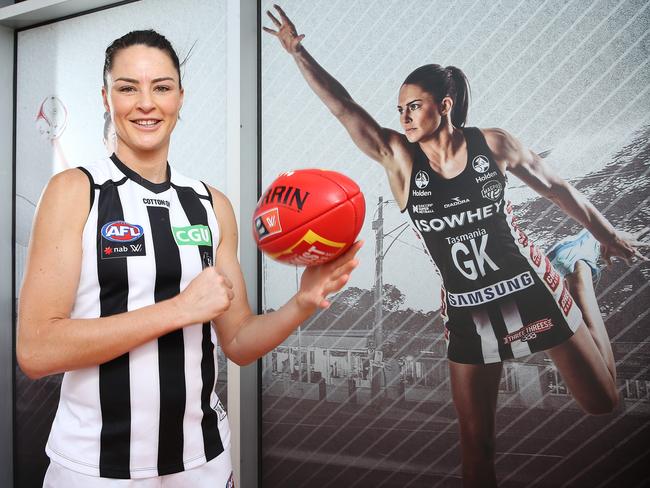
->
<box><xmin>101</xmin><ymin>221</ymin><xmax>144</xmax><ymax>242</ymax></box>
<box><xmin>415</xmin><ymin>170</ymin><xmax>430</xmax><ymax>189</ymax></box>
<box><xmin>472</xmin><ymin>155</ymin><xmax>490</xmax><ymax>173</ymax></box>
<box><xmin>481</xmin><ymin>180</ymin><xmax>502</xmax><ymax>201</ymax></box>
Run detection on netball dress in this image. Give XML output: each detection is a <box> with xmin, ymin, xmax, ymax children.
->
<box><xmin>45</xmin><ymin>154</ymin><xmax>231</xmax><ymax>479</ymax></box>
<box><xmin>404</xmin><ymin>128</ymin><xmax>582</xmax><ymax>364</ymax></box>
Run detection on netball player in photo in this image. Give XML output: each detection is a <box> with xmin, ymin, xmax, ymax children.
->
<box><xmin>17</xmin><ymin>30</ymin><xmax>361</xmax><ymax>487</ymax></box>
<box><xmin>265</xmin><ymin>6</ymin><xmax>647</xmax><ymax>488</ymax></box>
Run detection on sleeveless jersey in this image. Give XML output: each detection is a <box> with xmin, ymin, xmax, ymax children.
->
<box><xmin>45</xmin><ymin>154</ymin><xmax>230</xmax><ymax>479</ymax></box>
<box><xmin>404</xmin><ymin>128</ymin><xmax>582</xmax><ymax>363</ymax></box>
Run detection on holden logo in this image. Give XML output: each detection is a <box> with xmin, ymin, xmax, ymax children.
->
<box><xmin>415</xmin><ymin>170</ymin><xmax>430</xmax><ymax>189</ymax></box>
<box><xmin>472</xmin><ymin>155</ymin><xmax>490</xmax><ymax>173</ymax></box>
<box><xmin>481</xmin><ymin>180</ymin><xmax>502</xmax><ymax>201</ymax></box>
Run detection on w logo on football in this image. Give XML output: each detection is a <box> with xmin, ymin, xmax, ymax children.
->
<box><xmin>254</xmin><ymin>208</ymin><xmax>282</xmax><ymax>240</ymax></box>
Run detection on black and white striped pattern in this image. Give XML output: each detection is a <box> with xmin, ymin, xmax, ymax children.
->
<box><xmin>46</xmin><ymin>155</ymin><xmax>229</xmax><ymax>479</ymax></box>
<box><xmin>405</xmin><ymin>129</ymin><xmax>582</xmax><ymax>364</ymax></box>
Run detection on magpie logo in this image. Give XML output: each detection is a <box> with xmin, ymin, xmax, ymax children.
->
<box><xmin>415</xmin><ymin>170</ymin><xmax>430</xmax><ymax>189</ymax></box>
<box><xmin>472</xmin><ymin>155</ymin><xmax>490</xmax><ymax>173</ymax></box>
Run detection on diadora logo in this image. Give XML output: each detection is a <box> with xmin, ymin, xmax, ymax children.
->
<box><xmin>412</xmin><ymin>189</ymin><xmax>432</xmax><ymax>197</ymax></box>
<box><xmin>443</xmin><ymin>196</ymin><xmax>470</xmax><ymax>208</ymax></box>
<box><xmin>173</xmin><ymin>225</ymin><xmax>212</xmax><ymax>246</ymax></box>
<box><xmin>481</xmin><ymin>180</ymin><xmax>502</xmax><ymax>201</ymax></box>
<box><xmin>255</xmin><ymin>208</ymin><xmax>282</xmax><ymax>241</ymax></box>
<box><xmin>472</xmin><ymin>155</ymin><xmax>490</xmax><ymax>173</ymax></box>
<box><xmin>415</xmin><ymin>170</ymin><xmax>430</xmax><ymax>189</ymax></box>
<box><xmin>101</xmin><ymin>221</ymin><xmax>144</xmax><ymax>242</ymax></box>
<box><xmin>412</xmin><ymin>203</ymin><xmax>436</xmax><ymax>214</ymax></box>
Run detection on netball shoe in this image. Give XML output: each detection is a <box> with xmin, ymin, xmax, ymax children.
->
<box><xmin>546</xmin><ymin>229</ymin><xmax>602</xmax><ymax>279</ymax></box>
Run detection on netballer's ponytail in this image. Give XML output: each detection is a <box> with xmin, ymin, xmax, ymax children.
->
<box><xmin>445</xmin><ymin>66</ymin><xmax>470</xmax><ymax>128</ymax></box>
<box><xmin>402</xmin><ymin>64</ymin><xmax>471</xmax><ymax>128</ymax></box>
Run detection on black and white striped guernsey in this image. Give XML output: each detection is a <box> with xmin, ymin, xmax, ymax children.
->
<box><xmin>45</xmin><ymin>154</ymin><xmax>230</xmax><ymax>479</ymax></box>
<box><xmin>403</xmin><ymin>128</ymin><xmax>582</xmax><ymax>364</ymax></box>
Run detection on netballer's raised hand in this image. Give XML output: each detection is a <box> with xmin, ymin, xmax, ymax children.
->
<box><xmin>175</xmin><ymin>266</ymin><xmax>235</xmax><ymax>324</ymax></box>
<box><xmin>263</xmin><ymin>4</ymin><xmax>305</xmax><ymax>54</ymax></box>
<box><xmin>600</xmin><ymin>228</ymin><xmax>650</xmax><ymax>266</ymax></box>
<box><xmin>296</xmin><ymin>241</ymin><xmax>363</xmax><ymax>310</ymax></box>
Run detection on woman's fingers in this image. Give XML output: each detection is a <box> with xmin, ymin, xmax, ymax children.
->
<box><xmin>266</xmin><ymin>10</ymin><xmax>281</xmax><ymax>27</ymax></box>
<box><xmin>262</xmin><ymin>26</ymin><xmax>278</xmax><ymax>36</ymax></box>
<box><xmin>329</xmin><ymin>241</ymin><xmax>364</xmax><ymax>269</ymax></box>
<box><xmin>329</xmin><ymin>259</ymin><xmax>359</xmax><ymax>283</ymax></box>
<box><xmin>274</xmin><ymin>4</ymin><xmax>292</xmax><ymax>25</ymax></box>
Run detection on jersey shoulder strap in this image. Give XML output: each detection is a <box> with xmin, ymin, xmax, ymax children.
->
<box><xmin>464</xmin><ymin>127</ymin><xmax>498</xmax><ymax>160</ymax></box>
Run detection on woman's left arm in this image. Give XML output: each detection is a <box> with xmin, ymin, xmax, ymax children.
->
<box><xmin>484</xmin><ymin>128</ymin><xmax>646</xmax><ymax>264</ymax></box>
<box><xmin>207</xmin><ymin>187</ymin><xmax>362</xmax><ymax>365</ymax></box>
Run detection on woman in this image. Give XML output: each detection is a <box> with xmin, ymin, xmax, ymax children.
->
<box><xmin>264</xmin><ymin>6</ymin><xmax>646</xmax><ymax>488</ymax></box>
<box><xmin>17</xmin><ymin>29</ymin><xmax>361</xmax><ymax>487</ymax></box>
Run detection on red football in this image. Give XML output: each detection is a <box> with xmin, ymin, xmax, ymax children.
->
<box><xmin>253</xmin><ymin>169</ymin><xmax>365</xmax><ymax>266</ymax></box>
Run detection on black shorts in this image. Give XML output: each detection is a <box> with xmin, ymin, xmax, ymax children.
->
<box><xmin>443</xmin><ymin>270</ymin><xmax>583</xmax><ymax>364</ymax></box>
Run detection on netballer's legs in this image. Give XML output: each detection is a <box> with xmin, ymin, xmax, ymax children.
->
<box><xmin>449</xmin><ymin>360</ymin><xmax>503</xmax><ymax>488</ymax></box>
<box><xmin>545</xmin><ymin>232</ymin><xmax>617</xmax><ymax>413</ymax></box>
<box><xmin>545</xmin><ymin>260</ymin><xmax>618</xmax><ymax>415</ymax></box>
<box><xmin>564</xmin><ymin>260</ymin><xmax>615</xmax><ymax>380</ymax></box>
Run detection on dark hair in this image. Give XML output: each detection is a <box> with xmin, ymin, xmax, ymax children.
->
<box><xmin>103</xmin><ymin>30</ymin><xmax>181</xmax><ymax>88</ymax></box>
<box><xmin>403</xmin><ymin>64</ymin><xmax>470</xmax><ymax>128</ymax></box>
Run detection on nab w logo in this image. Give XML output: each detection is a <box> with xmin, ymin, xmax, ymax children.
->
<box><xmin>173</xmin><ymin>225</ymin><xmax>212</xmax><ymax>246</ymax></box>
<box><xmin>100</xmin><ymin>222</ymin><xmax>146</xmax><ymax>259</ymax></box>
<box><xmin>255</xmin><ymin>208</ymin><xmax>282</xmax><ymax>241</ymax></box>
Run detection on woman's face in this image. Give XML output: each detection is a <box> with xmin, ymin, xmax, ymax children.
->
<box><xmin>102</xmin><ymin>45</ymin><xmax>183</xmax><ymax>159</ymax></box>
<box><xmin>397</xmin><ymin>84</ymin><xmax>444</xmax><ymax>143</ymax></box>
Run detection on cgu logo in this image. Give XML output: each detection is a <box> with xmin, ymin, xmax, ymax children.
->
<box><xmin>261</xmin><ymin>185</ymin><xmax>310</xmax><ymax>211</ymax></box>
<box><xmin>173</xmin><ymin>225</ymin><xmax>212</xmax><ymax>246</ymax></box>
<box><xmin>101</xmin><ymin>221</ymin><xmax>143</xmax><ymax>242</ymax></box>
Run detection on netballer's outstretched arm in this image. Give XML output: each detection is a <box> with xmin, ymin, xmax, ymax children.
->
<box><xmin>264</xmin><ymin>6</ymin><xmax>411</xmax><ymax>175</ymax></box>
<box><xmin>483</xmin><ymin>127</ymin><xmax>646</xmax><ymax>263</ymax></box>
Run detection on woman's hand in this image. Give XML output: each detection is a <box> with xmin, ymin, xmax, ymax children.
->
<box><xmin>600</xmin><ymin>229</ymin><xmax>650</xmax><ymax>266</ymax></box>
<box><xmin>296</xmin><ymin>241</ymin><xmax>364</xmax><ymax>310</ymax></box>
<box><xmin>175</xmin><ymin>266</ymin><xmax>235</xmax><ymax>324</ymax></box>
<box><xmin>263</xmin><ymin>4</ymin><xmax>305</xmax><ymax>54</ymax></box>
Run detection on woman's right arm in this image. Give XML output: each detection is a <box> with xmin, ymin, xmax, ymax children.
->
<box><xmin>264</xmin><ymin>5</ymin><xmax>410</xmax><ymax>172</ymax></box>
<box><xmin>17</xmin><ymin>169</ymin><xmax>232</xmax><ymax>379</ymax></box>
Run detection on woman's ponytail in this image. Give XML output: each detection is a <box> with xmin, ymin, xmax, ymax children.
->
<box><xmin>445</xmin><ymin>66</ymin><xmax>470</xmax><ymax>128</ymax></box>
